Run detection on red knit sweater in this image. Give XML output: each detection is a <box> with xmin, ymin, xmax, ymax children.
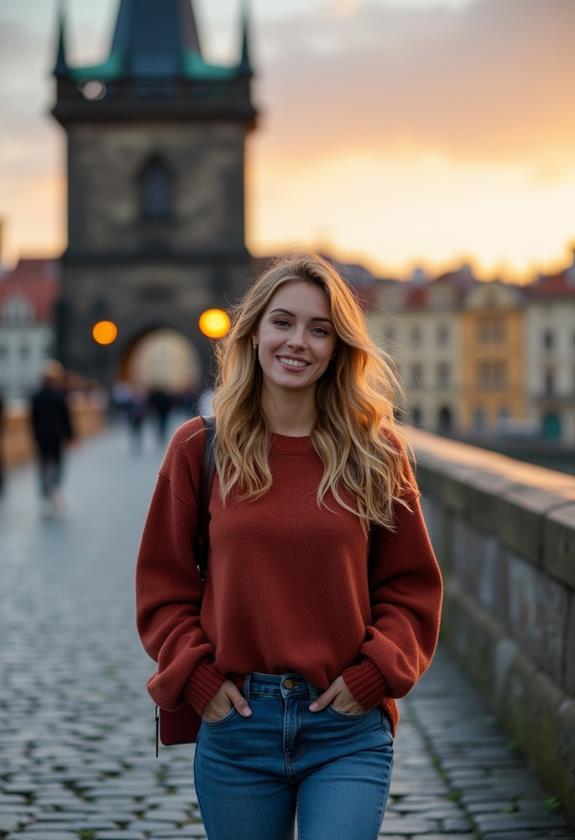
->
<box><xmin>135</xmin><ymin>417</ymin><xmax>443</xmax><ymax>737</ymax></box>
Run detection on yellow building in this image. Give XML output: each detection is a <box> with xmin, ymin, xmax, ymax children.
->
<box><xmin>460</xmin><ymin>281</ymin><xmax>526</xmax><ymax>433</ymax></box>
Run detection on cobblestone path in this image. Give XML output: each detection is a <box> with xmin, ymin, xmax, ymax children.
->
<box><xmin>1</xmin><ymin>423</ymin><xmax>573</xmax><ymax>840</ymax></box>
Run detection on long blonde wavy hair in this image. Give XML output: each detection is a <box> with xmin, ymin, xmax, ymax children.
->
<box><xmin>210</xmin><ymin>252</ymin><xmax>418</xmax><ymax>534</ymax></box>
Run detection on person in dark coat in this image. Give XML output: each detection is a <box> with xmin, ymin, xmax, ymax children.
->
<box><xmin>30</xmin><ymin>360</ymin><xmax>74</xmax><ymax>516</ymax></box>
<box><xmin>147</xmin><ymin>385</ymin><xmax>173</xmax><ymax>444</ymax></box>
<box><xmin>0</xmin><ymin>388</ymin><xmax>5</xmax><ymax>497</ymax></box>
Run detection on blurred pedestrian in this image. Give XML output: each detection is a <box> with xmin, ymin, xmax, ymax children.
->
<box><xmin>0</xmin><ymin>388</ymin><xmax>5</xmax><ymax>497</ymax></box>
<box><xmin>147</xmin><ymin>385</ymin><xmax>172</xmax><ymax>444</ymax></box>
<box><xmin>136</xmin><ymin>253</ymin><xmax>443</xmax><ymax>839</ymax></box>
<box><xmin>30</xmin><ymin>359</ymin><xmax>74</xmax><ymax>517</ymax></box>
<box><xmin>177</xmin><ymin>382</ymin><xmax>199</xmax><ymax>418</ymax></box>
<box><xmin>127</xmin><ymin>385</ymin><xmax>147</xmax><ymax>454</ymax></box>
<box><xmin>111</xmin><ymin>379</ymin><xmax>133</xmax><ymax>425</ymax></box>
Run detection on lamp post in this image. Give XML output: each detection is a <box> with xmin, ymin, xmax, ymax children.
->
<box><xmin>198</xmin><ymin>309</ymin><xmax>230</xmax><ymax>401</ymax></box>
<box><xmin>91</xmin><ymin>319</ymin><xmax>118</xmax><ymax>398</ymax></box>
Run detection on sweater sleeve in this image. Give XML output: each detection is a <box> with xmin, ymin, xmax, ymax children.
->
<box><xmin>341</xmin><ymin>446</ymin><xmax>443</xmax><ymax>711</ymax></box>
<box><xmin>135</xmin><ymin>418</ymin><xmax>227</xmax><ymax>717</ymax></box>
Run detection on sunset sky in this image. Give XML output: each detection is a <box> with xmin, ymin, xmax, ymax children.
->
<box><xmin>2</xmin><ymin>0</ymin><xmax>575</xmax><ymax>281</ymax></box>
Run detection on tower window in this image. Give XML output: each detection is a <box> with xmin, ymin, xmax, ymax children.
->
<box><xmin>139</xmin><ymin>155</ymin><xmax>174</xmax><ymax>221</ymax></box>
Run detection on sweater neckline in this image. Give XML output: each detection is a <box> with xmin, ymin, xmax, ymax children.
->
<box><xmin>270</xmin><ymin>432</ymin><xmax>314</xmax><ymax>453</ymax></box>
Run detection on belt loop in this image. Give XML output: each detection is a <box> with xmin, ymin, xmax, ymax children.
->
<box><xmin>243</xmin><ymin>672</ymin><xmax>252</xmax><ymax>701</ymax></box>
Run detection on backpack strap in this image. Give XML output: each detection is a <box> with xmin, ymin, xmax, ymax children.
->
<box><xmin>196</xmin><ymin>415</ymin><xmax>216</xmax><ymax>583</ymax></box>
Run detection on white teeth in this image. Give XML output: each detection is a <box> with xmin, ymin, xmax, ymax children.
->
<box><xmin>278</xmin><ymin>357</ymin><xmax>307</xmax><ymax>368</ymax></box>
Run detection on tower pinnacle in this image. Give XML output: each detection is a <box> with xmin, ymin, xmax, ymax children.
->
<box><xmin>238</xmin><ymin>0</ymin><xmax>253</xmax><ymax>77</ymax></box>
<box><xmin>53</xmin><ymin>1</ymin><xmax>69</xmax><ymax>78</ymax></box>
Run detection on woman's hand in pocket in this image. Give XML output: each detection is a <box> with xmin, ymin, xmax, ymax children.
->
<box><xmin>308</xmin><ymin>675</ymin><xmax>365</xmax><ymax>714</ymax></box>
<box><xmin>202</xmin><ymin>679</ymin><xmax>252</xmax><ymax>722</ymax></box>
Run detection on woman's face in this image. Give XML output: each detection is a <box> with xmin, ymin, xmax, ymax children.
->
<box><xmin>252</xmin><ymin>280</ymin><xmax>337</xmax><ymax>397</ymax></box>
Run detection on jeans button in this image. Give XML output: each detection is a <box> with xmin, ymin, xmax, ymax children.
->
<box><xmin>283</xmin><ymin>678</ymin><xmax>295</xmax><ymax>689</ymax></box>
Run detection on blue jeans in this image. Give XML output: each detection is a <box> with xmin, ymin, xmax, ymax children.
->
<box><xmin>193</xmin><ymin>671</ymin><xmax>394</xmax><ymax>840</ymax></box>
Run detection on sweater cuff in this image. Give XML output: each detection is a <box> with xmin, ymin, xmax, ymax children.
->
<box><xmin>341</xmin><ymin>657</ymin><xmax>389</xmax><ymax>710</ymax></box>
<box><xmin>183</xmin><ymin>658</ymin><xmax>227</xmax><ymax>717</ymax></box>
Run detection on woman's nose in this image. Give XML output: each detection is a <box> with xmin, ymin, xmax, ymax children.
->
<box><xmin>287</xmin><ymin>332</ymin><xmax>307</xmax><ymax>349</ymax></box>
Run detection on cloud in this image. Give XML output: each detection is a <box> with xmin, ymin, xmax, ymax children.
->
<box><xmin>253</xmin><ymin>0</ymin><xmax>575</xmax><ymax>178</ymax></box>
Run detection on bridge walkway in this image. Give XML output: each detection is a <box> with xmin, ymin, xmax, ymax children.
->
<box><xmin>0</xmin><ymin>422</ymin><xmax>572</xmax><ymax>839</ymax></box>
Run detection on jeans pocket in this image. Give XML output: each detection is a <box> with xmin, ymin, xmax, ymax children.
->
<box><xmin>202</xmin><ymin>705</ymin><xmax>239</xmax><ymax>726</ymax></box>
<box><xmin>380</xmin><ymin>709</ymin><xmax>394</xmax><ymax>739</ymax></box>
<box><xmin>325</xmin><ymin>703</ymin><xmax>373</xmax><ymax>721</ymax></box>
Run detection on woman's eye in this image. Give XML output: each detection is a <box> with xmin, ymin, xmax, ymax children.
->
<box><xmin>312</xmin><ymin>328</ymin><xmax>329</xmax><ymax>336</ymax></box>
<box><xmin>273</xmin><ymin>319</ymin><xmax>290</xmax><ymax>328</ymax></box>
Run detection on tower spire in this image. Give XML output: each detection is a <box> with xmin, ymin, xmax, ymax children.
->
<box><xmin>109</xmin><ymin>0</ymin><xmax>202</xmax><ymax>78</ymax></box>
<box><xmin>238</xmin><ymin>0</ymin><xmax>253</xmax><ymax>77</ymax></box>
<box><xmin>53</xmin><ymin>1</ymin><xmax>69</xmax><ymax>78</ymax></box>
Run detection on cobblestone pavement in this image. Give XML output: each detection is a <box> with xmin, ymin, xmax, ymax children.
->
<box><xmin>1</xmin><ymin>423</ymin><xmax>573</xmax><ymax>840</ymax></box>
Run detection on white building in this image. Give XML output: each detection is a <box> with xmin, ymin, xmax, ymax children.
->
<box><xmin>368</xmin><ymin>268</ymin><xmax>475</xmax><ymax>434</ymax></box>
<box><xmin>0</xmin><ymin>259</ymin><xmax>58</xmax><ymax>405</ymax></box>
<box><xmin>525</xmin><ymin>257</ymin><xmax>575</xmax><ymax>443</ymax></box>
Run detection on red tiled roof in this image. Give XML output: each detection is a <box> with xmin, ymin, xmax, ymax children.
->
<box><xmin>431</xmin><ymin>266</ymin><xmax>477</xmax><ymax>290</ymax></box>
<box><xmin>527</xmin><ymin>267</ymin><xmax>575</xmax><ymax>298</ymax></box>
<box><xmin>0</xmin><ymin>258</ymin><xmax>60</xmax><ymax>323</ymax></box>
<box><xmin>405</xmin><ymin>286</ymin><xmax>427</xmax><ymax>310</ymax></box>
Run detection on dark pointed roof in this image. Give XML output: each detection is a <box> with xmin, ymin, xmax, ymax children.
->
<box><xmin>110</xmin><ymin>0</ymin><xmax>202</xmax><ymax>77</ymax></box>
<box><xmin>238</xmin><ymin>1</ymin><xmax>253</xmax><ymax>77</ymax></box>
<box><xmin>59</xmin><ymin>0</ymin><xmax>243</xmax><ymax>83</ymax></box>
<box><xmin>53</xmin><ymin>2</ymin><xmax>69</xmax><ymax>78</ymax></box>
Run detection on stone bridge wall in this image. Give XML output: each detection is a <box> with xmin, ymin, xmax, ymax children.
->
<box><xmin>409</xmin><ymin>427</ymin><xmax>575</xmax><ymax>822</ymax></box>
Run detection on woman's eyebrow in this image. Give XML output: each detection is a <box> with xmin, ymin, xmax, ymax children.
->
<box><xmin>269</xmin><ymin>307</ymin><xmax>333</xmax><ymax>324</ymax></box>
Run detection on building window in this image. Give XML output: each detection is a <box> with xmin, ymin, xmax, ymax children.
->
<box><xmin>410</xmin><ymin>325</ymin><xmax>422</xmax><ymax>346</ymax></box>
<box><xmin>544</xmin><ymin>369</ymin><xmax>555</xmax><ymax>397</ymax></box>
<box><xmin>473</xmin><ymin>407</ymin><xmax>485</xmax><ymax>432</ymax></box>
<box><xmin>0</xmin><ymin>345</ymin><xmax>6</xmax><ymax>361</ymax></box>
<box><xmin>382</xmin><ymin>325</ymin><xmax>395</xmax><ymax>345</ymax></box>
<box><xmin>477</xmin><ymin>318</ymin><xmax>505</xmax><ymax>343</ymax></box>
<box><xmin>437</xmin><ymin>324</ymin><xmax>449</xmax><ymax>345</ymax></box>
<box><xmin>543</xmin><ymin>329</ymin><xmax>554</xmax><ymax>350</ymax></box>
<box><xmin>494</xmin><ymin>361</ymin><xmax>506</xmax><ymax>387</ymax></box>
<box><xmin>437</xmin><ymin>361</ymin><xmax>450</xmax><ymax>386</ymax></box>
<box><xmin>19</xmin><ymin>345</ymin><xmax>30</xmax><ymax>360</ymax></box>
<box><xmin>438</xmin><ymin>405</ymin><xmax>452</xmax><ymax>432</ymax></box>
<box><xmin>412</xmin><ymin>406</ymin><xmax>422</xmax><ymax>426</ymax></box>
<box><xmin>478</xmin><ymin>360</ymin><xmax>507</xmax><ymax>388</ymax></box>
<box><xmin>2</xmin><ymin>294</ymin><xmax>32</xmax><ymax>326</ymax></box>
<box><xmin>139</xmin><ymin>155</ymin><xmax>174</xmax><ymax>221</ymax></box>
<box><xmin>410</xmin><ymin>363</ymin><xmax>423</xmax><ymax>386</ymax></box>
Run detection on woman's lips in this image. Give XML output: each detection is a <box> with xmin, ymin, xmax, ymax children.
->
<box><xmin>276</xmin><ymin>356</ymin><xmax>311</xmax><ymax>371</ymax></box>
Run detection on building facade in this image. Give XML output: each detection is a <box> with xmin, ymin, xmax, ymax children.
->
<box><xmin>525</xmin><ymin>258</ymin><xmax>575</xmax><ymax>443</ymax></box>
<box><xmin>369</xmin><ymin>268</ymin><xmax>474</xmax><ymax>434</ymax></box>
<box><xmin>0</xmin><ymin>259</ymin><xmax>58</xmax><ymax>403</ymax></box>
<box><xmin>460</xmin><ymin>280</ymin><xmax>526</xmax><ymax>433</ymax></box>
<box><xmin>51</xmin><ymin>0</ymin><xmax>258</xmax><ymax>388</ymax></box>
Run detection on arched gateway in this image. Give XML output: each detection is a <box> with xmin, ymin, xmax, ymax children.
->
<box><xmin>51</xmin><ymin>0</ymin><xmax>258</xmax><ymax>389</ymax></box>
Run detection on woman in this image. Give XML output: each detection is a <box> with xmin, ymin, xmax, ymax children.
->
<box><xmin>135</xmin><ymin>253</ymin><xmax>443</xmax><ymax>840</ymax></box>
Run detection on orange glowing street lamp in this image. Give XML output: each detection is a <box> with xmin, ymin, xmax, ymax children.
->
<box><xmin>198</xmin><ymin>308</ymin><xmax>230</xmax><ymax>340</ymax></box>
<box><xmin>92</xmin><ymin>320</ymin><xmax>118</xmax><ymax>346</ymax></box>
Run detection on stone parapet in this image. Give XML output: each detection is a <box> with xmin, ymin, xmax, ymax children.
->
<box><xmin>408</xmin><ymin>426</ymin><xmax>575</xmax><ymax>825</ymax></box>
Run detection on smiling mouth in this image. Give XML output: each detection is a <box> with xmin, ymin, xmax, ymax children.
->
<box><xmin>276</xmin><ymin>356</ymin><xmax>310</xmax><ymax>369</ymax></box>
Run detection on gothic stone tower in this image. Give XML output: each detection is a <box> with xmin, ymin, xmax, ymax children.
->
<box><xmin>51</xmin><ymin>0</ymin><xmax>257</xmax><ymax>386</ymax></box>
